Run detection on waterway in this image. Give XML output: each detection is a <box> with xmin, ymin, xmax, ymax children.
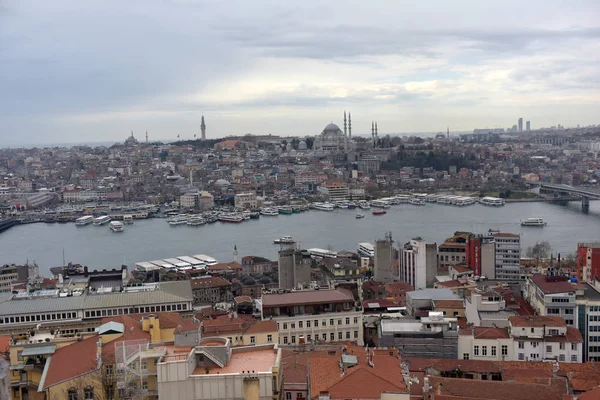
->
<box><xmin>1</xmin><ymin>201</ymin><xmax>599</xmax><ymax>276</ymax></box>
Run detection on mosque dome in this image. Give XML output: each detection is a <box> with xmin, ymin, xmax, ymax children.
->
<box><xmin>215</xmin><ymin>179</ymin><xmax>230</xmax><ymax>186</ymax></box>
<box><xmin>323</xmin><ymin>123</ymin><xmax>342</xmax><ymax>133</ymax></box>
<box><xmin>298</xmin><ymin>140</ymin><xmax>307</xmax><ymax>150</ymax></box>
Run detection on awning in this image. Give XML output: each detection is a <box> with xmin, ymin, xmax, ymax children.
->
<box><xmin>22</xmin><ymin>345</ymin><xmax>56</xmax><ymax>357</ymax></box>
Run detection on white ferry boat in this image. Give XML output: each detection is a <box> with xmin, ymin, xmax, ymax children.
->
<box><xmin>93</xmin><ymin>215</ymin><xmax>111</xmax><ymax>226</ymax></box>
<box><xmin>109</xmin><ymin>221</ymin><xmax>124</xmax><ymax>232</ymax></box>
<box><xmin>409</xmin><ymin>197</ymin><xmax>426</xmax><ymax>206</ymax></box>
<box><xmin>260</xmin><ymin>207</ymin><xmax>279</xmax><ymax>216</ymax></box>
<box><xmin>75</xmin><ymin>215</ymin><xmax>94</xmax><ymax>226</ymax></box>
<box><xmin>371</xmin><ymin>200</ymin><xmax>391</xmax><ymax>209</ymax></box>
<box><xmin>168</xmin><ymin>216</ymin><xmax>188</xmax><ymax>226</ymax></box>
<box><xmin>123</xmin><ymin>214</ymin><xmax>134</xmax><ymax>224</ymax></box>
<box><xmin>479</xmin><ymin>196</ymin><xmax>505</xmax><ymax>206</ymax></box>
<box><xmin>186</xmin><ymin>217</ymin><xmax>206</xmax><ymax>226</ymax></box>
<box><xmin>358</xmin><ymin>200</ymin><xmax>371</xmax><ymax>209</ymax></box>
<box><xmin>218</xmin><ymin>214</ymin><xmax>244</xmax><ymax>223</ymax></box>
<box><xmin>357</xmin><ymin>242</ymin><xmax>375</xmax><ymax>257</ymax></box>
<box><xmin>273</xmin><ymin>236</ymin><xmax>295</xmax><ymax>244</ymax></box>
<box><xmin>313</xmin><ymin>202</ymin><xmax>335</xmax><ymax>211</ymax></box>
<box><xmin>521</xmin><ymin>218</ymin><xmax>547</xmax><ymax>227</ymax></box>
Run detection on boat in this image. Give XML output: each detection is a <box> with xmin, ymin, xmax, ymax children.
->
<box><xmin>249</xmin><ymin>211</ymin><xmax>260</xmax><ymax>219</ymax></box>
<box><xmin>347</xmin><ymin>202</ymin><xmax>357</xmax><ymax>210</ymax></box>
<box><xmin>372</xmin><ymin>210</ymin><xmax>387</xmax><ymax>216</ymax></box>
<box><xmin>261</xmin><ymin>208</ymin><xmax>279</xmax><ymax>216</ymax></box>
<box><xmin>186</xmin><ymin>217</ymin><xmax>206</xmax><ymax>226</ymax></box>
<box><xmin>479</xmin><ymin>196</ymin><xmax>505</xmax><ymax>206</ymax></box>
<box><xmin>371</xmin><ymin>200</ymin><xmax>391</xmax><ymax>209</ymax></box>
<box><xmin>355</xmin><ymin>213</ymin><xmax>365</xmax><ymax>219</ymax></box>
<box><xmin>278</xmin><ymin>205</ymin><xmax>293</xmax><ymax>215</ymax></box>
<box><xmin>123</xmin><ymin>214</ymin><xmax>134</xmax><ymax>224</ymax></box>
<box><xmin>93</xmin><ymin>215</ymin><xmax>111</xmax><ymax>226</ymax></box>
<box><xmin>75</xmin><ymin>215</ymin><xmax>94</xmax><ymax>226</ymax></box>
<box><xmin>521</xmin><ymin>218</ymin><xmax>547</xmax><ymax>227</ymax></box>
<box><xmin>358</xmin><ymin>200</ymin><xmax>371</xmax><ymax>210</ymax></box>
<box><xmin>109</xmin><ymin>221</ymin><xmax>124</xmax><ymax>232</ymax></box>
<box><xmin>292</xmin><ymin>207</ymin><xmax>302</xmax><ymax>213</ymax></box>
<box><xmin>218</xmin><ymin>214</ymin><xmax>244</xmax><ymax>223</ymax></box>
<box><xmin>409</xmin><ymin>197</ymin><xmax>426</xmax><ymax>206</ymax></box>
<box><xmin>206</xmin><ymin>216</ymin><xmax>218</xmax><ymax>223</ymax></box>
<box><xmin>168</xmin><ymin>216</ymin><xmax>188</xmax><ymax>226</ymax></box>
<box><xmin>313</xmin><ymin>202</ymin><xmax>335</xmax><ymax>211</ymax></box>
<box><xmin>273</xmin><ymin>236</ymin><xmax>295</xmax><ymax>244</ymax></box>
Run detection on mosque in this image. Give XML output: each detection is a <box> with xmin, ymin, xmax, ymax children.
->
<box><xmin>314</xmin><ymin>112</ymin><xmax>354</xmax><ymax>152</ymax></box>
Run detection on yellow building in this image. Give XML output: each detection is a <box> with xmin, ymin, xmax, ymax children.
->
<box><xmin>202</xmin><ymin>316</ymin><xmax>278</xmax><ymax>347</ymax></box>
<box><xmin>432</xmin><ymin>299</ymin><xmax>466</xmax><ymax>319</ymax></box>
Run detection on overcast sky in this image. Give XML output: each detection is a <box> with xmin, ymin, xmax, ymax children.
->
<box><xmin>1</xmin><ymin>0</ymin><xmax>599</xmax><ymax>146</ymax></box>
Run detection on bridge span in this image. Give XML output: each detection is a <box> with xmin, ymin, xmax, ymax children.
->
<box><xmin>539</xmin><ymin>183</ymin><xmax>600</xmax><ymax>211</ymax></box>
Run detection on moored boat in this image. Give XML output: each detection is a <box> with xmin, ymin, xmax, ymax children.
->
<box><xmin>278</xmin><ymin>205</ymin><xmax>293</xmax><ymax>215</ymax></box>
<box><xmin>372</xmin><ymin>210</ymin><xmax>387</xmax><ymax>215</ymax></box>
<box><xmin>273</xmin><ymin>236</ymin><xmax>295</xmax><ymax>244</ymax></box>
<box><xmin>218</xmin><ymin>214</ymin><xmax>244</xmax><ymax>223</ymax></box>
<box><xmin>109</xmin><ymin>221</ymin><xmax>124</xmax><ymax>232</ymax></box>
<box><xmin>75</xmin><ymin>215</ymin><xmax>94</xmax><ymax>226</ymax></box>
<box><xmin>93</xmin><ymin>215</ymin><xmax>111</xmax><ymax>226</ymax></box>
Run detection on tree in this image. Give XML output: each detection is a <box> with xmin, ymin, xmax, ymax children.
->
<box><xmin>525</xmin><ymin>241</ymin><xmax>552</xmax><ymax>267</ymax></box>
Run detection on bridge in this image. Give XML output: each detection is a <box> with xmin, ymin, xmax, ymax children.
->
<box><xmin>539</xmin><ymin>183</ymin><xmax>600</xmax><ymax>211</ymax></box>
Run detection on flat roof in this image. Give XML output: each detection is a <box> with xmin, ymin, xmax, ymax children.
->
<box><xmin>262</xmin><ymin>288</ymin><xmax>354</xmax><ymax>307</ymax></box>
<box><xmin>177</xmin><ymin>256</ymin><xmax>205</xmax><ymax>265</ymax></box>
<box><xmin>191</xmin><ymin>348</ymin><xmax>277</xmax><ymax>375</ymax></box>
<box><xmin>407</xmin><ymin>288</ymin><xmax>460</xmax><ymax>301</ymax></box>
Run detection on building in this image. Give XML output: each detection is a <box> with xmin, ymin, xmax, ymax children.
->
<box><xmin>180</xmin><ymin>191</ymin><xmax>200</xmax><ymax>209</ymax></box>
<box><xmin>234</xmin><ymin>192</ymin><xmax>257</xmax><ymax>209</ymax></box>
<box><xmin>466</xmin><ymin>234</ymin><xmax>496</xmax><ymax>279</ymax></box>
<box><xmin>202</xmin><ymin>314</ymin><xmax>278</xmax><ymax>347</ymax></box>
<box><xmin>259</xmin><ymin>288</ymin><xmax>364</xmax><ymax>346</ymax></box>
<box><xmin>308</xmin><ymin>346</ymin><xmax>408</xmax><ymax>400</ymax></box>
<box><xmin>241</xmin><ymin>256</ymin><xmax>275</xmax><ymax>274</ymax></box>
<box><xmin>378</xmin><ymin>312</ymin><xmax>458</xmax><ymax>359</ymax></box>
<box><xmin>281</xmin><ymin>348</ymin><xmax>342</xmax><ymax>400</ymax></box>
<box><xmin>0</xmin><ymin>264</ymin><xmax>30</xmax><ymax>293</ymax></box>
<box><xmin>575</xmin><ymin>278</ymin><xmax>600</xmax><ymax>361</ymax></box>
<box><xmin>577</xmin><ymin>242</ymin><xmax>600</xmax><ymax>282</ymax></box>
<box><xmin>518</xmin><ymin>117</ymin><xmax>523</xmax><ymax>132</ymax></box>
<box><xmin>374</xmin><ymin>233</ymin><xmax>394</xmax><ymax>283</ymax></box>
<box><xmin>278</xmin><ymin>248</ymin><xmax>312</xmax><ymax>290</ymax></box>
<box><xmin>526</xmin><ymin>120</ymin><xmax>531</xmax><ymax>131</ymax></box>
<box><xmin>318</xmin><ymin>182</ymin><xmax>349</xmax><ymax>202</ymax></box>
<box><xmin>492</xmin><ymin>233</ymin><xmax>521</xmax><ymax>280</ymax></box>
<box><xmin>465</xmin><ymin>289</ymin><xmax>521</xmax><ymax>328</ymax></box>
<box><xmin>525</xmin><ymin>274</ymin><xmax>577</xmax><ymax>327</ymax></box>
<box><xmin>459</xmin><ymin>315</ymin><xmax>582</xmax><ymax>363</ymax></box>
<box><xmin>400</xmin><ymin>238</ymin><xmax>437</xmax><ymax>289</ymax></box>
<box><xmin>357</xmin><ymin>156</ymin><xmax>381</xmax><ymax>175</ymax></box>
<box><xmin>405</xmin><ymin>288</ymin><xmax>461</xmax><ymax>318</ymax></box>
<box><xmin>438</xmin><ymin>233</ymin><xmax>468</xmax><ymax>270</ymax></box>
<box><xmin>314</xmin><ymin>120</ymin><xmax>350</xmax><ymax>152</ymax></box>
<box><xmin>156</xmin><ymin>338</ymin><xmax>282</xmax><ymax>400</ymax></box>
<box><xmin>190</xmin><ymin>276</ymin><xmax>234</xmax><ymax>305</ymax></box>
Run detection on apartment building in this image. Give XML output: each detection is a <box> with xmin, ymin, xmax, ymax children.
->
<box><xmin>399</xmin><ymin>237</ymin><xmax>437</xmax><ymax>289</ymax></box>
<box><xmin>525</xmin><ymin>274</ymin><xmax>578</xmax><ymax>327</ymax></box>
<box><xmin>318</xmin><ymin>182</ymin><xmax>349</xmax><ymax>201</ymax></box>
<box><xmin>575</xmin><ymin>278</ymin><xmax>600</xmax><ymax>361</ymax></box>
<box><xmin>492</xmin><ymin>233</ymin><xmax>521</xmax><ymax>280</ymax></box>
<box><xmin>577</xmin><ymin>242</ymin><xmax>600</xmax><ymax>282</ymax></box>
<box><xmin>459</xmin><ymin>315</ymin><xmax>582</xmax><ymax>363</ymax></box>
<box><xmin>259</xmin><ymin>288</ymin><xmax>364</xmax><ymax>346</ymax></box>
<box><xmin>438</xmin><ymin>234</ymin><xmax>467</xmax><ymax>270</ymax></box>
<box><xmin>234</xmin><ymin>192</ymin><xmax>257</xmax><ymax>209</ymax></box>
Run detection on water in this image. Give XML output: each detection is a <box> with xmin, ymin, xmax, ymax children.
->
<box><xmin>1</xmin><ymin>201</ymin><xmax>599</xmax><ymax>276</ymax></box>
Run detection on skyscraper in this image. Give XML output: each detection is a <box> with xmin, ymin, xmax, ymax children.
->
<box><xmin>526</xmin><ymin>121</ymin><xmax>531</xmax><ymax>131</ymax></box>
<box><xmin>518</xmin><ymin>118</ymin><xmax>523</xmax><ymax>132</ymax></box>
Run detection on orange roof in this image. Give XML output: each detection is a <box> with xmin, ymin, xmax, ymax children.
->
<box><xmin>100</xmin><ymin>315</ymin><xmax>151</xmax><ymax>364</ymax></box>
<box><xmin>244</xmin><ymin>320</ymin><xmax>277</xmax><ymax>335</ymax></box>
<box><xmin>434</xmin><ymin>300</ymin><xmax>465</xmax><ymax>308</ymax></box>
<box><xmin>557</xmin><ymin>362</ymin><xmax>600</xmax><ymax>392</ymax></box>
<box><xmin>509</xmin><ymin>315</ymin><xmax>566</xmax><ymax>327</ymax></box>
<box><xmin>0</xmin><ymin>336</ymin><xmax>10</xmax><ymax>361</ymax></box>
<box><xmin>458</xmin><ymin>327</ymin><xmax>510</xmax><ymax>340</ymax></box>
<box><xmin>41</xmin><ymin>335</ymin><xmax>100</xmax><ymax>389</ymax></box>
<box><xmin>192</xmin><ymin>348</ymin><xmax>277</xmax><ymax>375</ymax></box>
<box><xmin>191</xmin><ymin>276</ymin><xmax>231</xmax><ymax>289</ymax></box>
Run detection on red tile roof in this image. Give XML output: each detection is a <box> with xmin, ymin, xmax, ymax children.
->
<box><xmin>530</xmin><ymin>275</ymin><xmax>576</xmax><ymax>294</ymax></box>
<box><xmin>41</xmin><ymin>336</ymin><xmax>100</xmax><ymax>389</ymax></box>
<box><xmin>459</xmin><ymin>327</ymin><xmax>510</xmax><ymax>339</ymax></box>
<box><xmin>557</xmin><ymin>363</ymin><xmax>600</xmax><ymax>392</ymax></box>
<box><xmin>509</xmin><ymin>315</ymin><xmax>566</xmax><ymax>327</ymax></box>
<box><xmin>434</xmin><ymin>300</ymin><xmax>465</xmax><ymax>308</ymax></box>
<box><xmin>244</xmin><ymin>320</ymin><xmax>277</xmax><ymax>335</ymax></box>
<box><xmin>262</xmin><ymin>288</ymin><xmax>354</xmax><ymax>307</ymax></box>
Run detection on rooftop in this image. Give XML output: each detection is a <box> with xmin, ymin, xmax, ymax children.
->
<box><xmin>433</xmin><ymin>299</ymin><xmax>465</xmax><ymax>308</ymax></box>
<box><xmin>529</xmin><ymin>275</ymin><xmax>576</xmax><ymax>294</ymax></box>
<box><xmin>261</xmin><ymin>288</ymin><xmax>354</xmax><ymax>307</ymax></box>
<box><xmin>509</xmin><ymin>315</ymin><xmax>567</xmax><ymax>328</ymax></box>
<box><xmin>190</xmin><ymin>276</ymin><xmax>231</xmax><ymax>289</ymax></box>
<box><xmin>39</xmin><ymin>335</ymin><xmax>99</xmax><ymax>390</ymax></box>
<box><xmin>407</xmin><ymin>288</ymin><xmax>460</xmax><ymax>301</ymax></box>
<box><xmin>191</xmin><ymin>347</ymin><xmax>277</xmax><ymax>375</ymax></box>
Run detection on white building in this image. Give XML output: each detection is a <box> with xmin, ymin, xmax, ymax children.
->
<box><xmin>458</xmin><ymin>315</ymin><xmax>582</xmax><ymax>363</ymax></box>
<box><xmin>400</xmin><ymin>238</ymin><xmax>437</xmax><ymax>290</ymax></box>
<box><xmin>524</xmin><ymin>274</ymin><xmax>578</xmax><ymax>328</ymax></box>
<box><xmin>575</xmin><ymin>278</ymin><xmax>600</xmax><ymax>362</ymax></box>
<box><xmin>180</xmin><ymin>191</ymin><xmax>214</xmax><ymax>210</ymax></box>
<box><xmin>156</xmin><ymin>338</ymin><xmax>282</xmax><ymax>400</ymax></box>
<box><xmin>491</xmin><ymin>233</ymin><xmax>521</xmax><ymax>280</ymax></box>
<box><xmin>318</xmin><ymin>183</ymin><xmax>349</xmax><ymax>201</ymax></box>
<box><xmin>234</xmin><ymin>192</ymin><xmax>257</xmax><ymax>209</ymax></box>
<box><xmin>259</xmin><ymin>288</ymin><xmax>363</xmax><ymax>346</ymax></box>
<box><xmin>465</xmin><ymin>290</ymin><xmax>518</xmax><ymax>328</ymax></box>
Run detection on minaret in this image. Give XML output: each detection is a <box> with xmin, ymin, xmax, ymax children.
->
<box><xmin>348</xmin><ymin>112</ymin><xmax>352</xmax><ymax>138</ymax></box>
<box><xmin>375</xmin><ymin>122</ymin><xmax>378</xmax><ymax>137</ymax></box>
<box><xmin>201</xmin><ymin>115</ymin><xmax>206</xmax><ymax>140</ymax></box>
<box><xmin>447</xmin><ymin>126</ymin><xmax>449</xmax><ymax>140</ymax></box>
<box><xmin>145</xmin><ymin>130</ymin><xmax>148</xmax><ymax>143</ymax></box>
<box><xmin>233</xmin><ymin>244</ymin><xmax>238</xmax><ymax>263</ymax></box>
<box><xmin>343</xmin><ymin>111</ymin><xmax>347</xmax><ymax>136</ymax></box>
<box><xmin>371</xmin><ymin>122</ymin><xmax>375</xmax><ymax>147</ymax></box>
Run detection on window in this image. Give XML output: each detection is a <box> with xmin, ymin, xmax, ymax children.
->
<box><xmin>306</xmin><ymin>321</ymin><xmax>311</xmax><ymax>328</ymax></box>
<box><xmin>286</xmin><ymin>393</ymin><xmax>292</xmax><ymax>400</ymax></box>
<box><xmin>518</xmin><ymin>341</ymin><xmax>524</xmax><ymax>349</ymax></box>
<box><xmin>314</xmin><ymin>320</ymin><xmax>318</xmax><ymax>327</ymax></box>
<box><xmin>354</xmin><ymin>317</ymin><xmax>359</xmax><ymax>324</ymax></box>
<box><xmin>267</xmin><ymin>335</ymin><xmax>273</xmax><ymax>343</ymax></box>
<box><xmin>283</xmin><ymin>323</ymin><xmax>287</xmax><ymax>330</ymax></box>
<box><xmin>518</xmin><ymin>353</ymin><xmax>524</xmax><ymax>360</ymax></box>
<box><xmin>566</xmin><ymin>320</ymin><xmax>573</xmax><ymax>326</ymax></box>
<box><xmin>491</xmin><ymin>346</ymin><xmax>497</xmax><ymax>356</ymax></box>
<box><xmin>531</xmin><ymin>342</ymin><xmax>537</xmax><ymax>348</ymax></box>
<box><xmin>297</xmin><ymin>394</ymin><xmax>303</xmax><ymax>399</ymax></box>
<box><xmin>346</xmin><ymin>318</ymin><xmax>350</xmax><ymax>324</ymax></box>
<box><xmin>560</xmin><ymin>342</ymin><xmax>565</xmax><ymax>350</ymax></box>
<box><xmin>482</xmin><ymin>346</ymin><xmax>487</xmax><ymax>356</ymax></box>
<box><xmin>142</xmin><ymin>380</ymin><xmax>148</xmax><ymax>390</ymax></box>
<box><xmin>501</xmin><ymin>345</ymin><xmax>508</xmax><ymax>356</ymax></box>
<box><xmin>84</xmin><ymin>387</ymin><xmax>94</xmax><ymax>400</ymax></box>
<box><xmin>338</xmin><ymin>332</ymin><xmax>342</xmax><ymax>340</ymax></box>
<box><xmin>474</xmin><ymin>346</ymin><xmax>479</xmax><ymax>356</ymax></box>
<box><xmin>571</xmin><ymin>354</ymin><xmax>577</xmax><ymax>362</ymax></box>
<box><xmin>546</xmin><ymin>345</ymin><xmax>552</xmax><ymax>353</ymax></box>
<box><xmin>330</xmin><ymin>319</ymin><xmax>334</xmax><ymax>326</ymax></box>
<box><xmin>463</xmin><ymin>353</ymin><xmax>470</xmax><ymax>360</ymax></box>
<box><xmin>322</xmin><ymin>333</ymin><xmax>326</xmax><ymax>341</ymax></box>
<box><xmin>307</xmin><ymin>335</ymin><xmax>311</xmax><ymax>341</ymax></box>
<box><xmin>322</xmin><ymin>320</ymin><xmax>326</xmax><ymax>327</ymax></box>
<box><xmin>338</xmin><ymin>319</ymin><xmax>342</xmax><ymax>325</ymax></box>
<box><xmin>283</xmin><ymin>336</ymin><xmax>288</xmax><ymax>344</ymax></box>
<box><xmin>330</xmin><ymin>333</ymin><xmax>335</xmax><ymax>341</ymax></box>
<box><xmin>291</xmin><ymin>336</ymin><xmax>296</xmax><ymax>344</ymax></box>
<box><xmin>250</xmin><ymin>336</ymin><xmax>256</xmax><ymax>344</ymax></box>
<box><xmin>291</xmin><ymin>323</ymin><xmax>295</xmax><ymax>329</ymax></box>
<box><xmin>298</xmin><ymin>321</ymin><xmax>303</xmax><ymax>328</ymax></box>
<box><xmin>68</xmin><ymin>388</ymin><xmax>78</xmax><ymax>400</ymax></box>
<box><xmin>141</xmin><ymin>360</ymin><xmax>147</xmax><ymax>370</ymax></box>
<box><xmin>559</xmin><ymin>354</ymin><xmax>566</xmax><ymax>362</ymax></box>
<box><xmin>572</xmin><ymin>343</ymin><xmax>577</xmax><ymax>350</ymax></box>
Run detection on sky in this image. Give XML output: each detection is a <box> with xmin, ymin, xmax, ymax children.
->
<box><xmin>1</xmin><ymin>0</ymin><xmax>599</xmax><ymax>146</ymax></box>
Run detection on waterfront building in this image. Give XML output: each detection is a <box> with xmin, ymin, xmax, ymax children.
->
<box><xmin>458</xmin><ymin>315</ymin><xmax>582</xmax><ymax>363</ymax></box>
<box><xmin>181</xmin><ymin>191</ymin><xmax>214</xmax><ymax>210</ymax></box>
<box><xmin>492</xmin><ymin>232</ymin><xmax>521</xmax><ymax>280</ymax></box>
<box><xmin>190</xmin><ymin>276</ymin><xmax>233</xmax><ymax>305</ymax></box>
<box><xmin>277</xmin><ymin>248</ymin><xmax>312</xmax><ymax>290</ymax></box>
<box><xmin>577</xmin><ymin>242</ymin><xmax>600</xmax><ymax>282</ymax></box>
<box><xmin>156</xmin><ymin>339</ymin><xmax>282</xmax><ymax>400</ymax></box>
<box><xmin>399</xmin><ymin>237</ymin><xmax>437</xmax><ymax>289</ymax></box>
<box><xmin>259</xmin><ymin>288</ymin><xmax>364</xmax><ymax>346</ymax></box>
<box><xmin>234</xmin><ymin>192</ymin><xmax>258</xmax><ymax>209</ymax></box>
<box><xmin>374</xmin><ymin>233</ymin><xmax>395</xmax><ymax>283</ymax></box>
<box><xmin>318</xmin><ymin>182</ymin><xmax>349</xmax><ymax>202</ymax></box>
<box><xmin>466</xmin><ymin>234</ymin><xmax>496</xmax><ymax>279</ymax></box>
<box><xmin>524</xmin><ymin>274</ymin><xmax>578</xmax><ymax>328</ymax></box>
<box><xmin>0</xmin><ymin>281</ymin><xmax>194</xmax><ymax>334</ymax></box>
<box><xmin>378</xmin><ymin>312</ymin><xmax>458</xmax><ymax>359</ymax></box>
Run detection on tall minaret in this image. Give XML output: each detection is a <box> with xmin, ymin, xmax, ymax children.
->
<box><xmin>447</xmin><ymin>126</ymin><xmax>450</xmax><ymax>140</ymax></box>
<box><xmin>201</xmin><ymin>115</ymin><xmax>206</xmax><ymax>140</ymax></box>
<box><xmin>371</xmin><ymin>122</ymin><xmax>375</xmax><ymax>147</ymax></box>
<box><xmin>145</xmin><ymin>130</ymin><xmax>148</xmax><ymax>143</ymax></box>
<box><xmin>343</xmin><ymin>111</ymin><xmax>347</xmax><ymax>136</ymax></box>
<box><xmin>348</xmin><ymin>112</ymin><xmax>352</xmax><ymax>138</ymax></box>
<box><xmin>375</xmin><ymin>122</ymin><xmax>378</xmax><ymax>137</ymax></box>
<box><xmin>233</xmin><ymin>244</ymin><xmax>238</xmax><ymax>263</ymax></box>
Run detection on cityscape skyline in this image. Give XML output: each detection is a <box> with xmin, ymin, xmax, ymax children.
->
<box><xmin>1</xmin><ymin>0</ymin><xmax>599</xmax><ymax>146</ymax></box>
